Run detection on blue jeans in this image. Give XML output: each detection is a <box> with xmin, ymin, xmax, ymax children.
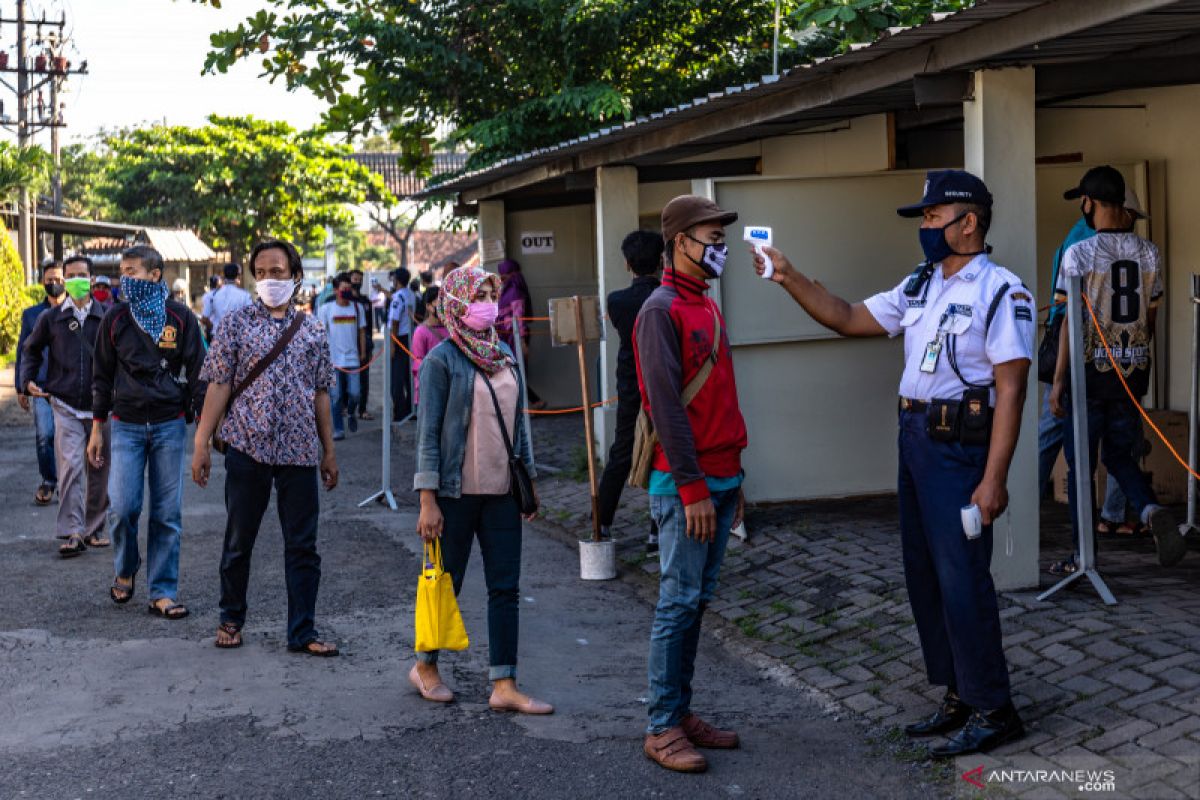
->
<box><xmin>898</xmin><ymin>410</ymin><xmax>1011</xmax><ymax>710</ymax></box>
<box><xmin>646</xmin><ymin>487</ymin><xmax>739</xmax><ymax>734</ymax></box>
<box><xmin>330</xmin><ymin>370</ymin><xmax>361</xmax><ymax>435</ymax></box>
<box><xmin>416</xmin><ymin>494</ymin><xmax>522</xmax><ymax>680</ymax></box>
<box><xmin>220</xmin><ymin>448</ymin><xmax>323</xmax><ymax>648</ymax></box>
<box><xmin>108</xmin><ymin>418</ymin><xmax>187</xmax><ymax>601</ymax></box>
<box><xmin>32</xmin><ymin>396</ymin><xmax>56</xmax><ymax>486</ymax></box>
<box><xmin>1037</xmin><ymin>386</ymin><xmax>1064</xmax><ymax>499</ymax></box>
<box><xmin>1063</xmin><ymin>396</ymin><xmax>1157</xmax><ymax>554</ymax></box>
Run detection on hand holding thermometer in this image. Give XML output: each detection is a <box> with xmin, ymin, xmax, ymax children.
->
<box><xmin>744</xmin><ymin>226</ymin><xmax>774</xmax><ymax>280</ymax></box>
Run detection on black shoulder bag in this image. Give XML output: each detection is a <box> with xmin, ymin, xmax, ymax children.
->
<box><xmin>476</xmin><ymin>367</ymin><xmax>538</xmax><ymax>516</ymax></box>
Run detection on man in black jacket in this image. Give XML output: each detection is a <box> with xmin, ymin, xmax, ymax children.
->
<box><xmin>596</xmin><ymin>230</ymin><xmax>663</xmax><ymax>552</ymax></box>
<box><xmin>87</xmin><ymin>245</ymin><xmax>206</xmax><ymax>616</ymax></box>
<box><xmin>19</xmin><ymin>255</ymin><xmax>111</xmax><ymax>557</ymax></box>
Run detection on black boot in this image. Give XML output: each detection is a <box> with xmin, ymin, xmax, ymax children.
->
<box><xmin>929</xmin><ymin>702</ymin><xmax>1025</xmax><ymax>758</ymax></box>
<box><xmin>904</xmin><ymin>690</ymin><xmax>969</xmax><ymax>737</ymax></box>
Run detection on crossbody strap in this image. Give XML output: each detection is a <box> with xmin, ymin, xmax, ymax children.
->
<box><xmin>477</xmin><ymin>368</ymin><xmax>519</xmax><ymax>462</ymax></box>
<box><xmin>226</xmin><ymin>312</ymin><xmax>306</xmax><ymax>412</ymax></box>
<box><xmin>681</xmin><ymin>310</ymin><xmax>722</xmax><ymax>407</ymax></box>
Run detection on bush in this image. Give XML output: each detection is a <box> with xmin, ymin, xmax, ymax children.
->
<box><xmin>24</xmin><ymin>283</ymin><xmax>45</xmax><ymax>305</ymax></box>
<box><xmin>0</xmin><ymin>219</ymin><xmax>24</xmax><ymax>354</ymax></box>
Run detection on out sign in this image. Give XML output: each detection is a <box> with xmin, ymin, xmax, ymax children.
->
<box><xmin>520</xmin><ymin>231</ymin><xmax>555</xmax><ymax>254</ymax></box>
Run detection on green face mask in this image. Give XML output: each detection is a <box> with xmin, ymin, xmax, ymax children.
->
<box><xmin>64</xmin><ymin>277</ymin><xmax>91</xmax><ymax>300</ymax></box>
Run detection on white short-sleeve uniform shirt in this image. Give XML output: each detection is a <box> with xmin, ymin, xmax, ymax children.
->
<box><xmin>864</xmin><ymin>254</ymin><xmax>1035</xmax><ymax>404</ymax></box>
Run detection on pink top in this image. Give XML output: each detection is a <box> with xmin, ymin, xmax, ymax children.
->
<box><xmin>411</xmin><ymin>322</ymin><xmax>450</xmax><ymax>404</ymax></box>
<box><xmin>460</xmin><ymin>368</ymin><xmax>519</xmax><ymax>496</ymax></box>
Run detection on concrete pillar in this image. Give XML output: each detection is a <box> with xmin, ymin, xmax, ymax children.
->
<box><xmin>964</xmin><ymin>66</ymin><xmax>1039</xmax><ymax>591</ymax></box>
<box><xmin>478</xmin><ymin>199</ymin><xmax>506</xmax><ymax>269</ymax></box>
<box><xmin>594</xmin><ymin>165</ymin><xmax>639</xmax><ymax>459</ymax></box>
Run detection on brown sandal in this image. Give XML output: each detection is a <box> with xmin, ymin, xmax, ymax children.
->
<box><xmin>215</xmin><ymin>621</ymin><xmax>243</xmax><ymax>649</ymax></box>
<box><xmin>148</xmin><ymin>599</ymin><xmax>189</xmax><ymax>620</ymax></box>
<box><xmin>59</xmin><ymin>534</ymin><xmax>86</xmax><ymax>558</ymax></box>
<box><xmin>288</xmin><ymin>640</ymin><xmax>340</xmax><ymax>657</ymax></box>
<box><xmin>34</xmin><ymin>483</ymin><xmax>54</xmax><ymax>506</ymax></box>
<box><xmin>84</xmin><ymin>533</ymin><xmax>110</xmax><ymax>548</ymax></box>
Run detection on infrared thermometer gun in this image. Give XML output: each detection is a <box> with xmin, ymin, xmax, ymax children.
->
<box><xmin>744</xmin><ymin>226</ymin><xmax>774</xmax><ymax>280</ymax></box>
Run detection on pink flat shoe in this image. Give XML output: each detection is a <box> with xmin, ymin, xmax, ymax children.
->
<box><xmin>489</xmin><ymin>695</ymin><xmax>554</xmax><ymax>715</ymax></box>
<box><xmin>409</xmin><ymin>664</ymin><xmax>453</xmax><ymax>703</ymax></box>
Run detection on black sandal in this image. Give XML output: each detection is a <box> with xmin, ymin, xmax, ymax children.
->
<box><xmin>215</xmin><ymin>621</ymin><xmax>243</xmax><ymax>649</ymax></box>
<box><xmin>1048</xmin><ymin>558</ymin><xmax>1078</xmax><ymax>576</ymax></box>
<box><xmin>84</xmin><ymin>533</ymin><xmax>110</xmax><ymax>548</ymax></box>
<box><xmin>110</xmin><ymin>575</ymin><xmax>135</xmax><ymax>604</ymax></box>
<box><xmin>148</xmin><ymin>599</ymin><xmax>190</xmax><ymax>620</ymax></box>
<box><xmin>59</xmin><ymin>534</ymin><xmax>86</xmax><ymax>559</ymax></box>
<box><xmin>287</xmin><ymin>639</ymin><xmax>340</xmax><ymax>657</ymax></box>
<box><xmin>34</xmin><ymin>482</ymin><xmax>54</xmax><ymax>506</ymax></box>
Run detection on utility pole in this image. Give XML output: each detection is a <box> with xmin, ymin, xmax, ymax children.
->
<box><xmin>0</xmin><ymin>1</ymin><xmax>87</xmax><ymax>281</ymax></box>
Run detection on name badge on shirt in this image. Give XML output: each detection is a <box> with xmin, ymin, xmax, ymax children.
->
<box><xmin>920</xmin><ymin>334</ymin><xmax>943</xmax><ymax>374</ymax></box>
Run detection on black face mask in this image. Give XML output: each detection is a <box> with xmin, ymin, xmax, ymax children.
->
<box><xmin>44</xmin><ymin>282</ymin><xmax>65</xmax><ymax>298</ymax></box>
<box><xmin>1080</xmin><ymin>200</ymin><xmax>1096</xmax><ymax>231</ymax></box>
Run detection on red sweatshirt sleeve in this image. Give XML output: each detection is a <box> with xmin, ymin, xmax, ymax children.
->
<box><xmin>635</xmin><ymin>304</ymin><xmax>709</xmax><ymax>504</ymax></box>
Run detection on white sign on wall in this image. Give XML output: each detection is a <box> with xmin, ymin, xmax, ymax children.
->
<box><xmin>519</xmin><ymin>231</ymin><xmax>555</xmax><ymax>254</ymax></box>
<box><xmin>481</xmin><ymin>238</ymin><xmax>506</xmax><ymax>263</ymax></box>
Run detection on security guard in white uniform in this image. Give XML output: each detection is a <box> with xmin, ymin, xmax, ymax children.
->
<box><xmin>751</xmin><ymin>170</ymin><xmax>1033</xmax><ymax>758</ymax></box>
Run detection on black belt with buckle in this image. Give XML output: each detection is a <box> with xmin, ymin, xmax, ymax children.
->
<box><xmin>899</xmin><ymin>397</ymin><xmax>929</xmax><ymax>413</ymax></box>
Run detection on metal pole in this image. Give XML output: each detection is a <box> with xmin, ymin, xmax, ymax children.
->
<box><xmin>573</xmin><ymin>296</ymin><xmax>602</xmax><ymax>541</ymax></box>
<box><xmin>50</xmin><ymin>61</ymin><xmax>61</xmax><ymax>263</ymax></box>
<box><xmin>359</xmin><ymin>327</ymin><xmax>397</xmax><ymax>510</ymax></box>
<box><xmin>511</xmin><ymin>304</ymin><xmax>537</xmax><ymax>475</ymax></box>
<box><xmin>772</xmin><ymin>0</ymin><xmax>781</xmax><ymax>76</ymax></box>
<box><xmin>16</xmin><ymin>0</ymin><xmax>32</xmax><ymax>283</ymax></box>
<box><xmin>1038</xmin><ymin>274</ymin><xmax>1117</xmax><ymax>605</ymax></box>
<box><xmin>1186</xmin><ymin>274</ymin><xmax>1200</xmax><ymax>532</ymax></box>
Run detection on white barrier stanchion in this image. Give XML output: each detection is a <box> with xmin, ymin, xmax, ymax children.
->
<box><xmin>1184</xmin><ymin>274</ymin><xmax>1200</xmax><ymax>536</ymax></box>
<box><xmin>359</xmin><ymin>329</ymin><xmax>397</xmax><ymax>510</ymax></box>
<box><xmin>1038</xmin><ymin>274</ymin><xmax>1116</xmax><ymax>605</ymax></box>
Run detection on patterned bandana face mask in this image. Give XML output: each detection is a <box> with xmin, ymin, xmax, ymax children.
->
<box><xmin>122</xmin><ymin>276</ymin><xmax>169</xmax><ymax>342</ymax></box>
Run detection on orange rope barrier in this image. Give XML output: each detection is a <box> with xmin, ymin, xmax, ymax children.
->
<box><xmin>1080</xmin><ymin>292</ymin><xmax>1200</xmax><ymax>481</ymax></box>
<box><xmin>389</xmin><ymin>332</ymin><xmax>419</xmax><ymax>361</ymax></box>
<box><xmin>527</xmin><ymin>397</ymin><xmax>617</xmax><ymax>415</ymax></box>
<box><xmin>333</xmin><ymin>345</ymin><xmax>383</xmax><ymax>374</ymax></box>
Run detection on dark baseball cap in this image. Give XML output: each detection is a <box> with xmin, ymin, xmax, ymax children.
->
<box><xmin>661</xmin><ymin>195</ymin><xmax>738</xmax><ymax>242</ymax></box>
<box><xmin>897</xmin><ymin>170</ymin><xmax>993</xmax><ymax>217</ymax></box>
<box><xmin>1063</xmin><ymin>165</ymin><xmax>1125</xmax><ymax>204</ymax></box>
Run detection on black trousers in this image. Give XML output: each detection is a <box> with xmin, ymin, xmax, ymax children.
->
<box><xmin>391</xmin><ymin>333</ymin><xmax>411</xmax><ymax>420</ymax></box>
<box><xmin>597</xmin><ymin>392</ymin><xmax>657</xmax><ymax>534</ymax></box>
<box><xmin>219</xmin><ymin>448</ymin><xmax>322</xmax><ymax>649</ymax></box>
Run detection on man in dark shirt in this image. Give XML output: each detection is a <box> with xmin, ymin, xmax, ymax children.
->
<box><xmin>596</xmin><ymin>230</ymin><xmax>662</xmax><ymax>551</ymax></box>
<box><xmin>16</xmin><ymin>262</ymin><xmax>66</xmax><ymax>507</ymax></box>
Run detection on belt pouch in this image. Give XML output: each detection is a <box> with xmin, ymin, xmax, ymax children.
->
<box><xmin>959</xmin><ymin>388</ymin><xmax>992</xmax><ymax>446</ymax></box>
<box><xmin>926</xmin><ymin>399</ymin><xmax>960</xmax><ymax>442</ymax></box>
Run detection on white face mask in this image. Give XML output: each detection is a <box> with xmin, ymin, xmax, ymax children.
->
<box><xmin>256</xmin><ymin>278</ymin><xmax>296</xmax><ymax>308</ymax></box>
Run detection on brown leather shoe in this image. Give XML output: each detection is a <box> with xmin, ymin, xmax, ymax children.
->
<box><xmin>644</xmin><ymin>727</ymin><xmax>708</xmax><ymax>773</ymax></box>
<box><xmin>681</xmin><ymin>713</ymin><xmax>740</xmax><ymax>749</ymax></box>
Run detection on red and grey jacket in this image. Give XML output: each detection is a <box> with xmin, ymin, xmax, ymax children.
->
<box><xmin>633</xmin><ymin>269</ymin><xmax>747</xmax><ymax>505</ymax></box>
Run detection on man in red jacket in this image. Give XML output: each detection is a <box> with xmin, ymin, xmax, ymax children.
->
<box><xmin>634</xmin><ymin>195</ymin><xmax>748</xmax><ymax>773</ymax></box>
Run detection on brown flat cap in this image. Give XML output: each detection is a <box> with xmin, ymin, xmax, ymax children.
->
<box><xmin>661</xmin><ymin>195</ymin><xmax>738</xmax><ymax>242</ymax></box>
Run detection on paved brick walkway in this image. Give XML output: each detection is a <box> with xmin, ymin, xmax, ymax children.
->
<box><xmin>529</xmin><ymin>414</ymin><xmax>1200</xmax><ymax>799</ymax></box>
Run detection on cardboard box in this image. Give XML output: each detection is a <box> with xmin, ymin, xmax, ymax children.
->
<box><xmin>1049</xmin><ymin>408</ymin><xmax>1189</xmax><ymax>506</ymax></box>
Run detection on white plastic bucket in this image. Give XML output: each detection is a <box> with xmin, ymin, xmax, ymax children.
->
<box><xmin>579</xmin><ymin>539</ymin><xmax>617</xmax><ymax>580</ymax></box>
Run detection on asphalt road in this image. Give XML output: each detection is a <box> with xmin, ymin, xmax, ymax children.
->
<box><xmin>0</xmin><ymin>412</ymin><xmax>942</xmax><ymax>800</ymax></box>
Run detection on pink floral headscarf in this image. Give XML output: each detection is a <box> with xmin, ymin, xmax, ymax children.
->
<box><xmin>439</xmin><ymin>266</ymin><xmax>511</xmax><ymax>374</ymax></box>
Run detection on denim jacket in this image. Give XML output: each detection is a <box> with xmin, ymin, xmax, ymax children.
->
<box><xmin>413</xmin><ymin>339</ymin><xmax>535</xmax><ymax>498</ymax></box>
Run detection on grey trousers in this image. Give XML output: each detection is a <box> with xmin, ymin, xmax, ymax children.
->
<box><xmin>52</xmin><ymin>404</ymin><xmax>110</xmax><ymax>540</ymax></box>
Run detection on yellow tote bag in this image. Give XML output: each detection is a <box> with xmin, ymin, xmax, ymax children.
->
<box><xmin>414</xmin><ymin>540</ymin><xmax>469</xmax><ymax>652</ymax></box>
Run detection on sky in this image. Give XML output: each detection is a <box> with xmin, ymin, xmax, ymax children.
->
<box><xmin>27</xmin><ymin>0</ymin><xmax>328</xmax><ymax>144</ymax></box>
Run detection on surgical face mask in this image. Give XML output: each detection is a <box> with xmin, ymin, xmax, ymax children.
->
<box><xmin>683</xmin><ymin>234</ymin><xmax>728</xmax><ymax>278</ymax></box>
<box><xmin>257</xmin><ymin>278</ymin><xmax>297</xmax><ymax>308</ymax></box>
<box><xmin>44</xmin><ymin>281</ymin><xmax>64</xmax><ymax>298</ymax></box>
<box><xmin>918</xmin><ymin>212</ymin><xmax>971</xmax><ymax>264</ymax></box>
<box><xmin>463</xmin><ymin>301</ymin><xmax>499</xmax><ymax>331</ymax></box>
<box><xmin>65</xmin><ymin>277</ymin><xmax>92</xmax><ymax>300</ymax></box>
<box><xmin>91</xmin><ymin>287</ymin><xmax>112</xmax><ymax>303</ymax></box>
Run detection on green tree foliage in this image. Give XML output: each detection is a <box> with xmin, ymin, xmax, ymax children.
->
<box><xmin>194</xmin><ymin>1</ymin><xmax>969</xmax><ymax>172</ymax></box>
<box><xmin>790</xmin><ymin>0</ymin><xmax>972</xmax><ymax>52</ymax></box>
<box><xmin>0</xmin><ymin>141</ymin><xmax>48</xmax><ymax>201</ymax></box>
<box><xmin>103</xmin><ymin>115</ymin><xmax>392</xmax><ymax>262</ymax></box>
<box><xmin>0</xmin><ymin>219</ymin><xmax>27</xmax><ymax>354</ymax></box>
<box><xmin>61</xmin><ymin>140</ymin><xmax>118</xmax><ymax>220</ymax></box>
